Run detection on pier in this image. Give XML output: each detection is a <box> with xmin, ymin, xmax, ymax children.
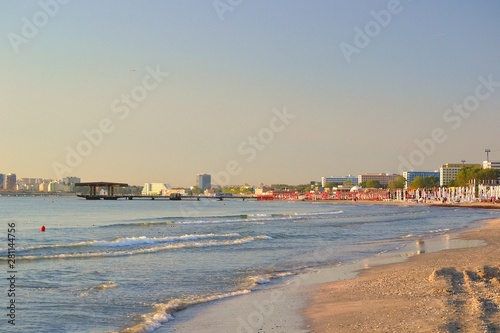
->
<box><xmin>75</xmin><ymin>182</ymin><xmax>257</xmax><ymax>201</ymax></box>
<box><xmin>75</xmin><ymin>182</ymin><xmax>129</xmax><ymax>200</ymax></box>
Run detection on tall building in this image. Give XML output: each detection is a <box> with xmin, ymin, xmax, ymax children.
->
<box><xmin>321</xmin><ymin>175</ymin><xmax>358</xmax><ymax>187</ymax></box>
<box><xmin>403</xmin><ymin>171</ymin><xmax>440</xmax><ymax>189</ymax></box>
<box><xmin>0</xmin><ymin>174</ymin><xmax>4</xmax><ymax>190</ymax></box>
<box><xmin>62</xmin><ymin>177</ymin><xmax>81</xmax><ymax>185</ymax></box>
<box><xmin>357</xmin><ymin>173</ymin><xmax>400</xmax><ymax>187</ymax></box>
<box><xmin>439</xmin><ymin>163</ymin><xmax>481</xmax><ymax>186</ymax></box>
<box><xmin>197</xmin><ymin>174</ymin><xmax>211</xmax><ymax>190</ymax></box>
<box><xmin>483</xmin><ymin>160</ymin><xmax>500</xmax><ymax>170</ymax></box>
<box><xmin>4</xmin><ymin>174</ymin><xmax>17</xmax><ymax>190</ymax></box>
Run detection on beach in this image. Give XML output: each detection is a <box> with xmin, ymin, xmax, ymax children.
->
<box><xmin>166</xmin><ymin>203</ymin><xmax>500</xmax><ymax>333</ymax></box>
<box><xmin>5</xmin><ymin>197</ymin><xmax>500</xmax><ymax>332</ymax></box>
<box><xmin>304</xmin><ymin>217</ymin><xmax>500</xmax><ymax>332</ymax></box>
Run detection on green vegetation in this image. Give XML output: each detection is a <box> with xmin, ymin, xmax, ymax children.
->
<box><xmin>324</xmin><ymin>182</ymin><xmax>335</xmax><ymax>189</ymax></box>
<box><xmin>387</xmin><ymin>176</ymin><xmax>406</xmax><ymax>190</ymax></box>
<box><xmin>220</xmin><ymin>186</ymin><xmax>254</xmax><ymax>195</ymax></box>
<box><xmin>343</xmin><ymin>180</ymin><xmax>353</xmax><ymax>187</ymax></box>
<box><xmin>360</xmin><ymin>180</ymin><xmax>382</xmax><ymax>189</ymax></box>
<box><xmin>452</xmin><ymin>167</ymin><xmax>500</xmax><ymax>186</ymax></box>
<box><xmin>293</xmin><ymin>184</ymin><xmax>312</xmax><ymax>192</ymax></box>
<box><xmin>191</xmin><ymin>186</ymin><xmax>203</xmax><ymax>195</ymax></box>
<box><xmin>409</xmin><ymin>176</ymin><xmax>439</xmax><ymax>189</ymax></box>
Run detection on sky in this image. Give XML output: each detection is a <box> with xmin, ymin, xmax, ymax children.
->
<box><xmin>1</xmin><ymin>0</ymin><xmax>500</xmax><ymax>187</ymax></box>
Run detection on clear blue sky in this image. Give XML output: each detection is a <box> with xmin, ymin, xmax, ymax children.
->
<box><xmin>1</xmin><ymin>0</ymin><xmax>499</xmax><ymax>186</ymax></box>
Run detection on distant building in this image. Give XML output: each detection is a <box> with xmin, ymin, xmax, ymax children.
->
<box><xmin>48</xmin><ymin>181</ymin><xmax>58</xmax><ymax>192</ymax></box>
<box><xmin>20</xmin><ymin>178</ymin><xmax>43</xmax><ymax>185</ymax></box>
<box><xmin>321</xmin><ymin>175</ymin><xmax>358</xmax><ymax>187</ymax></box>
<box><xmin>39</xmin><ymin>183</ymin><xmax>49</xmax><ymax>192</ymax></box>
<box><xmin>197</xmin><ymin>174</ymin><xmax>211</xmax><ymax>190</ymax></box>
<box><xmin>4</xmin><ymin>174</ymin><xmax>16</xmax><ymax>190</ymax></box>
<box><xmin>166</xmin><ymin>188</ymin><xmax>187</xmax><ymax>196</ymax></box>
<box><xmin>439</xmin><ymin>163</ymin><xmax>481</xmax><ymax>186</ymax></box>
<box><xmin>357</xmin><ymin>173</ymin><xmax>400</xmax><ymax>187</ymax></box>
<box><xmin>62</xmin><ymin>177</ymin><xmax>81</xmax><ymax>185</ymax></box>
<box><xmin>0</xmin><ymin>174</ymin><xmax>4</xmax><ymax>190</ymax></box>
<box><xmin>403</xmin><ymin>171</ymin><xmax>440</xmax><ymax>189</ymax></box>
<box><xmin>483</xmin><ymin>160</ymin><xmax>500</xmax><ymax>170</ymax></box>
<box><xmin>18</xmin><ymin>178</ymin><xmax>43</xmax><ymax>191</ymax></box>
<box><xmin>142</xmin><ymin>183</ymin><xmax>171</xmax><ymax>195</ymax></box>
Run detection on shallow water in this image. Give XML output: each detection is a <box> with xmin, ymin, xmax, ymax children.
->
<box><xmin>1</xmin><ymin>197</ymin><xmax>498</xmax><ymax>332</ymax></box>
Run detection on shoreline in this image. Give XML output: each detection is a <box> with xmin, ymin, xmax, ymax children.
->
<box><xmin>304</xmin><ymin>218</ymin><xmax>500</xmax><ymax>332</ymax></box>
<box><xmin>311</xmin><ymin>198</ymin><xmax>500</xmax><ymax>210</ymax></box>
<box><xmin>163</xmin><ymin>208</ymin><xmax>499</xmax><ymax>332</ymax></box>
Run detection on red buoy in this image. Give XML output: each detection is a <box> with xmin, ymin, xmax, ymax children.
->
<box><xmin>40</xmin><ymin>225</ymin><xmax>46</xmax><ymax>232</ymax></box>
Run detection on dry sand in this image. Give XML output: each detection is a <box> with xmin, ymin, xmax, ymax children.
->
<box><xmin>304</xmin><ymin>218</ymin><xmax>500</xmax><ymax>333</ymax></box>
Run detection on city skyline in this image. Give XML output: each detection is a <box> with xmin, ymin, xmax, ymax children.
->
<box><xmin>3</xmin><ymin>153</ymin><xmax>498</xmax><ymax>189</ymax></box>
<box><xmin>1</xmin><ymin>1</ymin><xmax>500</xmax><ymax>187</ymax></box>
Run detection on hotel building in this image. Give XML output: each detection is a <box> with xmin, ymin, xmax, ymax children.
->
<box><xmin>321</xmin><ymin>175</ymin><xmax>358</xmax><ymax>187</ymax></box>
<box><xmin>357</xmin><ymin>173</ymin><xmax>400</xmax><ymax>187</ymax></box>
<box><xmin>439</xmin><ymin>163</ymin><xmax>481</xmax><ymax>186</ymax></box>
<box><xmin>402</xmin><ymin>171</ymin><xmax>440</xmax><ymax>189</ymax></box>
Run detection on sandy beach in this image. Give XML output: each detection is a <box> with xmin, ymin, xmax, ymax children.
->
<box><xmin>164</xmin><ymin>203</ymin><xmax>500</xmax><ymax>333</ymax></box>
<box><xmin>304</xmin><ymin>218</ymin><xmax>500</xmax><ymax>332</ymax></box>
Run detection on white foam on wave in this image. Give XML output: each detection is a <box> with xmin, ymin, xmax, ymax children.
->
<box><xmin>15</xmin><ymin>235</ymin><xmax>272</xmax><ymax>261</ymax></box>
<box><xmin>293</xmin><ymin>210</ymin><xmax>344</xmax><ymax>217</ymax></box>
<box><xmin>240</xmin><ymin>270</ymin><xmax>294</xmax><ymax>290</ymax></box>
<box><xmin>79</xmin><ymin>281</ymin><xmax>119</xmax><ymax>296</ymax></box>
<box><xmin>13</xmin><ymin>233</ymin><xmax>241</xmax><ymax>252</ymax></box>
<box><xmin>428</xmin><ymin>228</ymin><xmax>451</xmax><ymax>234</ymax></box>
<box><xmin>247</xmin><ymin>213</ymin><xmax>270</xmax><ymax>217</ymax></box>
<box><xmin>178</xmin><ymin>216</ymin><xmax>287</xmax><ymax>225</ymax></box>
<box><xmin>120</xmin><ymin>290</ymin><xmax>251</xmax><ymax>333</ymax></box>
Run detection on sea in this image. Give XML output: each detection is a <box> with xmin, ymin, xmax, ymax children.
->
<box><xmin>1</xmin><ymin>196</ymin><xmax>499</xmax><ymax>333</ymax></box>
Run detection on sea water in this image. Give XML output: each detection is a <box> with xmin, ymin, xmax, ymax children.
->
<box><xmin>1</xmin><ymin>196</ymin><xmax>499</xmax><ymax>332</ymax></box>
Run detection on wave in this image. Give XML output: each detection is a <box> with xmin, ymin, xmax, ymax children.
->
<box><xmin>100</xmin><ymin>210</ymin><xmax>346</xmax><ymax>228</ymax></box>
<box><xmin>398</xmin><ymin>228</ymin><xmax>452</xmax><ymax>240</ymax></box>
<box><xmin>242</xmin><ymin>271</ymin><xmax>294</xmax><ymax>290</ymax></box>
<box><xmin>120</xmin><ymin>289</ymin><xmax>251</xmax><ymax>333</ymax></box>
<box><xmin>108</xmin><ymin>214</ymin><xmax>257</xmax><ymax>228</ymax></box>
<box><xmin>121</xmin><ymin>269</ymin><xmax>295</xmax><ymax>333</ymax></box>
<box><xmin>14</xmin><ymin>233</ymin><xmax>241</xmax><ymax>252</ymax></box>
<box><xmin>10</xmin><ymin>235</ymin><xmax>272</xmax><ymax>261</ymax></box>
<box><xmin>79</xmin><ymin>281</ymin><xmax>119</xmax><ymax>296</ymax></box>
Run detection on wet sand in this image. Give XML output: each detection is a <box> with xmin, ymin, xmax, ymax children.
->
<box><xmin>304</xmin><ymin>218</ymin><xmax>500</xmax><ymax>332</ymax></box>
<box><xmin>164</xmin><ymin>215</ymin><xmax>499</xmax><ymax>333</ymax></box>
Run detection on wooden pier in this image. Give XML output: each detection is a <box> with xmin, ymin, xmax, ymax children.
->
<box><xmin>75</xmin><ymin>182</ymin><xmax>256</xmax><ymax>201</ymax></box>
<box><xmin>76</xmin><ymin>194</ymin><xmax>256</xmax><ymax>201</ymax></box>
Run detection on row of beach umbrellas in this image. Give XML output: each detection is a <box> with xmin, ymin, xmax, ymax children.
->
<box><xmin>394</xmin><ymin>185</ymin><xmax>500</xmax><ymax>202</ymax></box>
